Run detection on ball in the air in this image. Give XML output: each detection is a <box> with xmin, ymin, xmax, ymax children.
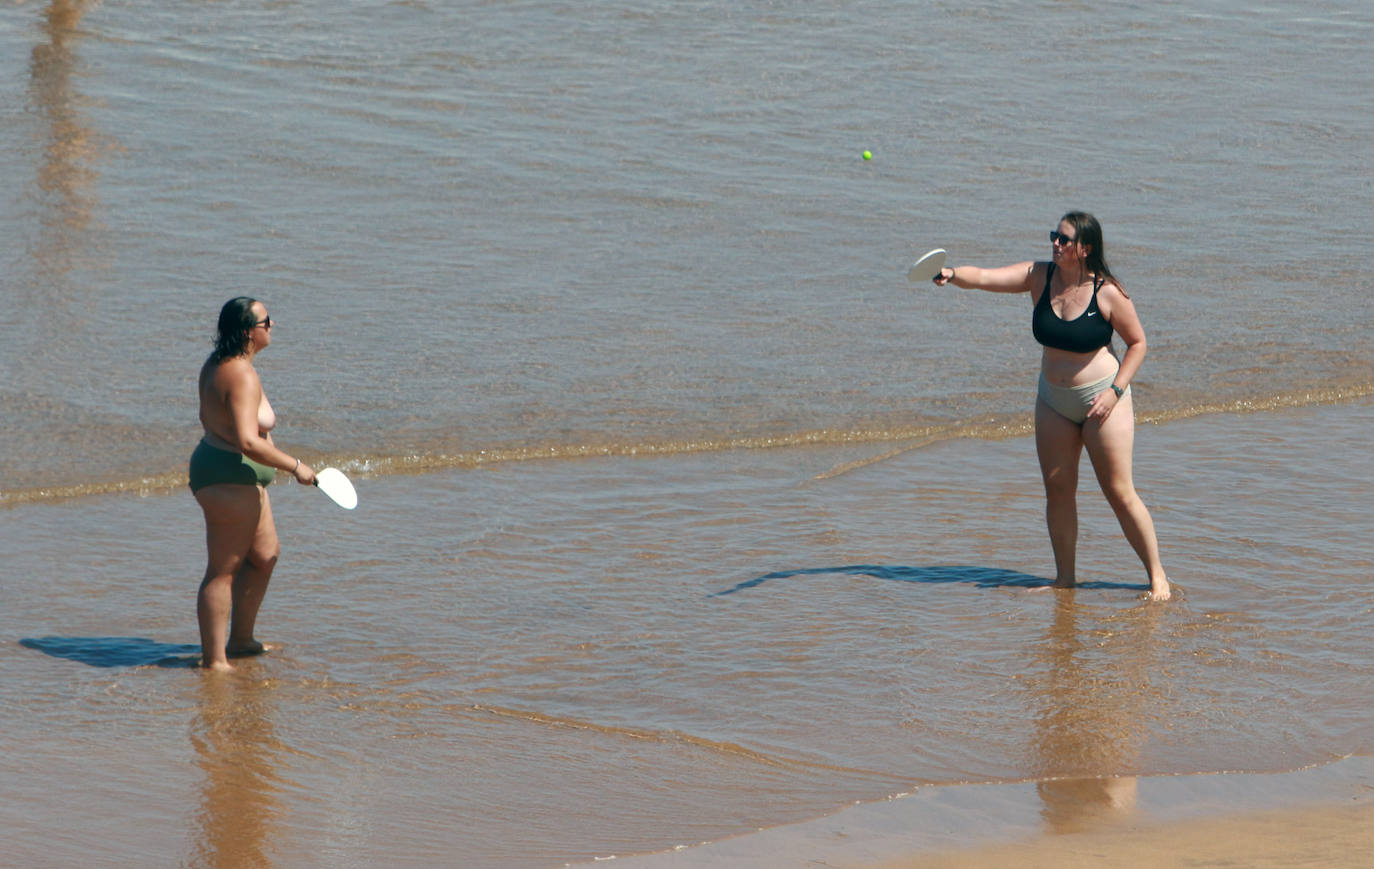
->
<box><xmin>862</xmin><ymin>150</ymin><xmax>872</xmax><ymax>160</ymax></box>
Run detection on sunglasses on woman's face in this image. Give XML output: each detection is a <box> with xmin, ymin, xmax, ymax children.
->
<box><xmin>254</xmin><ymin>316</ymin><xmax>273</xmax><ymax>330</ymax></box>
<box><xmin>1050</xmin><ymin>231</ymin><xmax>1077</xmax><ymax>247</ymax></box>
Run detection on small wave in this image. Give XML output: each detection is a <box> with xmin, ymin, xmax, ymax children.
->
<box><xmin>0</xmin><ymin>420</ymin><xmax>1030</xmax><ymax>506</ymax></box>
<box><xmin>4</xmin><ymin>384</ymin><xmax>1369</xmax><ymax>507</ymax></box>
<box><xmin>1137</xmin><ymin>383</ymin><xmax>1374</xmax><ymax>425</ymax></box>
<box><xmin>0</xmin><ymin>471</ymin><xmax>191</xmax><ymax>507</ymax></box>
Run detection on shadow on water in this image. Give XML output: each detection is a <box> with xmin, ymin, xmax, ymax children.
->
<box><xmin>712</xmin><ymin>565</ymin><xmax>1149</xmax><ymax>597</ymax></box>
<box><xmin>19</xmin><ymin>636</ymin><xmax>202</xmax><ymax>668</ymax></box>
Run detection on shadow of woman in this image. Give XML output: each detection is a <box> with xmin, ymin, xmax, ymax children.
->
<box><xmin>20</xmin><ymin>636</ymin><xmax>201</xmax><ymax>668</ymax></box>
<box><xmin>712</xmin><ymin>564</ymin><xmax>1149</xmax><ymax>598</ymax></box>
<box><xmin>1026</xmin><ymin>593</ymin><xmax>1166</xmax><ymax>834</ymax></box>
<box><xmin>187</xmin><ymin>674</ymin><xmax>285</xmax><ymax>869</ymax></box>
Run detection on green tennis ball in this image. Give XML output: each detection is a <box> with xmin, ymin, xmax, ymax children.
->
<box><xmin>862</xmin><ymin>150</ymin><xmax>872</xmax><ymax>160</ymax></box>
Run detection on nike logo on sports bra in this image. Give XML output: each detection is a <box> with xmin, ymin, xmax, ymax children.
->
<box><xmin>1032</xmin><ymin>263</ymin><xmax>1114</xmax><ymax>353</ymax></box>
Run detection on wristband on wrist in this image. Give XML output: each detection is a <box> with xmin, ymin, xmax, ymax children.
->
<box><xmin>292</xmin><ymin>457</ymin><xmax>300</xmax><ymax>473</ymax></box>
<box><xmin>1110</xmin><ymin>383</ymin><xmax>1124</xmax><ymax>398</ymax></box>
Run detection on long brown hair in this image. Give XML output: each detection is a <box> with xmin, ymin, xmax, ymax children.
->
<box><xmin>1061</xmin><ymin>211</ymin><xmax>1127</xmax><ymax>297</ymax></box>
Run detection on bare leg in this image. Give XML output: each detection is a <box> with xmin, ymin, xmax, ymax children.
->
<box><xmin>226</xmin><ymin>490</ymin><xmax>280</xmax><ymax>656</ymax></box>
<box><xmin>195</xmin><ymin>484</ymin><xmax>264</xmax><ymax>671</ymax></box>
<box><xmin>1082</xmin><ymin>392</ymin><xmax>1170</xmax><ymax>600</ymax></box>
<box><xmin>1035</xmin><ymin>399</ymin><xmax>1084</xmax><ymax>588</ymax></box>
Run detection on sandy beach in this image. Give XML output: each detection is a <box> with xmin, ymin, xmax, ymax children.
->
<box><xmin>888</xmin><ymin>803</ymin><xmax>1374</xmax><ymax>869</ymax></box>
<box><xmin>602</xmin><ymin>758</ymin><xmax>1374</xmax><ymax>868</ymax></box>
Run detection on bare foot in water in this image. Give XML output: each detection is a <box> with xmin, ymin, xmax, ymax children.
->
<box><xmin>1143</xmin><ymin>579</ymin><xmax>1172</xmax><ymax>602</ymax></box>
<box><xmin>226</xmin><ymin>640</ymin><xmax>276</xmax><ymax>658</ymax></box>
<box><xmin>1027</xmin><ymin>578</ymin><xmax>1076</xmax><ymax>593</ymax></box>
<box><xmin>201</xmin><ymin>658</ymin><xmax>235</xmax><ymax>673</ymax></box>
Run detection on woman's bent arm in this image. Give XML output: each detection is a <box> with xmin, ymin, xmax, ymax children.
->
<box><xmin>1101</xmin><ymin>284</ymin><xmax>1148</xmax><ymax>390</ymax></box>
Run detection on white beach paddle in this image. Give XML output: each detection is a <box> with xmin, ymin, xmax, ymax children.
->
<box><xmin>906</xmin><ymin>248</ymin><xmax>947</xmax><ymax>283</ymax></box>
<box><xmin>314</xmin><ymin>467</ymin><xmax>357</xmax><ymax>510</ymax></box>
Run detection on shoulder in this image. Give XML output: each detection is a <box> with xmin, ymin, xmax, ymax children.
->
<box><xmin>209</xmin><ymin>356</ymin><xmax>260</xmax><ymax>391</ymax></box>
<box><xmin>1096</xmin><ymin>279</ymin><xmax>1131</xmax><ymax>306</ymax></box>
<box><xmin>1096</xmin><ymin>279</ymin><xmax>1139</xmax><ymax>321</ymax></box>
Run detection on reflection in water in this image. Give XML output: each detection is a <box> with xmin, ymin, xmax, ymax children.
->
<box><xmin>1030</xmin><ymin>595</ymin><xmax>1164</xmax><ymax>834</ymax></box>
<box><xmin>28</xmin><ymin>0</ymin><xmax>105</xmax><ymax>282</ymax></box>
<box><xmin>189</xmin><ymin>674</ymin><xmax>285</xmax><ymax>869</ymax></box>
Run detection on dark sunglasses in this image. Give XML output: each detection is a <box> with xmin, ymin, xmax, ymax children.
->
<box><xmin>1049</xmin><ymin>231</ymin><xmax>1077</xmax><ymax>246</ymax></box>
<box><xmin>253</xmin><ymin>316</ymin><xmax>273</xmax><ymax>330</ymax></box>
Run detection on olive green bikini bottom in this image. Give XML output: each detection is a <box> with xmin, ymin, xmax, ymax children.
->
<box><xmin>189</xmin><ymin>438</ymin><xmax>276</xmax><ymax>492</ymax></box>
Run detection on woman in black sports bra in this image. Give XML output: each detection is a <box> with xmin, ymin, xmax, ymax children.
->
<box><xmin>932</xmin><ymin>212</ymin><xmax>1171</xmax><ymax>601</ymax></box>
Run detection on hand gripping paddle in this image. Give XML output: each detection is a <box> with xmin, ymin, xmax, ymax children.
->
<box><xmin>906</xmin><ymin>248</ymin><xmax>947</xmax><ymax>283</ymax></box>
<box><xmin>314</xmin><ymin>467</ymin><xmax>358</xmax><ymax>510</ymax></box>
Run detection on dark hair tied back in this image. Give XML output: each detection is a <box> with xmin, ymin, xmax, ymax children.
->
<box><xmin>210</xmin><ymin>296</ymin><xmax>259</xmax><ymax>362</ymax></box>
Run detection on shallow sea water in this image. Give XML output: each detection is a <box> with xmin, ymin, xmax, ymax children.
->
<box><xmin>6</xmin><ymin>402</ymin><xmax>1373</xmax><ymax>866</ymax></box>
<box><xmin>3</xmin><ymin>0</ymin><xmax>1373</xmax><ymax>865</ymax></box>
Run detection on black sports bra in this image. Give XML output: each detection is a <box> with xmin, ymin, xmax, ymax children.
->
<box><xmin>1032</xmin><ymin>263</ymin><xmax>1114</xmax><ymax>353</ymax></box>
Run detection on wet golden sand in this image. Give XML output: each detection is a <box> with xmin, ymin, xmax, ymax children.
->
<box><xmin>879</xmin><ymin>800</ymin><xmax>1374</xmax><ymax>869</ymax></box>
<box><xmin>603</xmin><ymin>759</ymin><xmax>1374</xmax><ymax>868</ymax></box>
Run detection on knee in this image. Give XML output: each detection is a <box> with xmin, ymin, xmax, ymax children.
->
<box><xmin>1102</xmin><ymin>484</ymin><xmax>1140</xmax><ymax>515</ymax></box>
<box><xmin>1042</xmin><ymin>474</ymin><xmax>1077</xmax><ymax>504</ymax></box>
<box><xmin>248</xmin><ymin>546</ymin><xmax>280</xmax><ymax>572</ymax></box>
<box><xmin>202</xmin><ymin>553</ymin><xmax>243</xmax><ymax>584</ymax></box>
